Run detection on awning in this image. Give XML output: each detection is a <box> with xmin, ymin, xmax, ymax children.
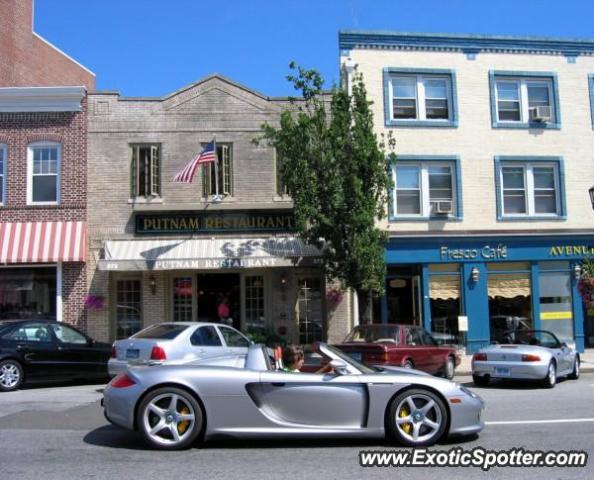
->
<box><xmin>429</xmin><ymin>275</ymin><xmax>461</xmax><ymax>300</ymax></box>
<box><xmin>0</xmin><ymin>221</ymin><xmax>87</xmax><ymax>263</ymax></box>
<box><xmin>98</xmin><ymin>237</ymin><xmax>322</xmax><ymax>271</ymax></box>
<box><xmin>488</xmin><ymin>274</ymin><xmax>531</xmax><ymax>298</ymax></box>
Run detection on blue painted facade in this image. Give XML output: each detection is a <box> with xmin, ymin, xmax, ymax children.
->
<box><xmin>383</xmin><ymin>235</ymin><xmax>590</xmax><ymax>353</ymax></box>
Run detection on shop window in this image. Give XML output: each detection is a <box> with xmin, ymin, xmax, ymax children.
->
<box><xmin>428</xmin><ymin>264</ymin><xmax>462</xmax><ymax>345</ymax></box>
<box><xmin>495</xmin><ymin>157</ymin><xmax>565</xmax><ymax>219</ymax></box>
<box><xmin>245</xmin><ymin>275</ymin><xmax>265</xmax><ymax>330</ymax></box>
<box><xmin>489</xmin><ymin>71</ymin><xmax>560</xmax><ymax>128</ymax></box>
<box><xmin>538</xmin><ymin>264</ymin><xmax>573</xmax><ymax>343</ymax></box>
<box><xmin>0</xmin><ymin>267</ymin><xmax>56</xmax><ymax>320</ymax></box>
<box><xmin>28</xmin><ymin>142</ymin><xmax>61</xmax><ymax>204</ymax></box>
<box><xmin>390</xmin><ymin>157</ymin><xmax>462</xmax><ymax>219</ymax></box>
<box><xmin>297</xmin><ymin>277</ymin><xmax>325</xmax><ymax>344</ymax></box>
<box><xmin>383</xmin><ymin>68</ymin><xmax>458</xmax><ymax>127</ymax></box>
<box><xmin>203</xmin><ymin>144</ymin><xmax>232</xmax><ymax>197</ymax></box>
<box><xmin>0</xmin><ymin>144</ymin><xmax>6</xmax><ymax>205</ymax></box>
<box><xmin>130</xmin><ymin>144</ymin><xmax>160</xmax><ymax>198</ymax></box>
<box><xmin>116</xmin><ymin>279</ymin><xmax>142</xmax><ymax>339</ymax></box>
<box><xmin>173</xmin><ymin>277</ymin><xmax>193</xmax><ymax>322</ymax></box>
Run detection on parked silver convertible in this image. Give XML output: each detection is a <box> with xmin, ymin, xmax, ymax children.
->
<box><xmin>103</xmin><ymin>343</ymin><xmax>484</xmax><ymax>449</ymax></box>
<box><xmin>472</xmin><ymin>330</ymin><xmax>580</xmax><ymax>388</ymax></box>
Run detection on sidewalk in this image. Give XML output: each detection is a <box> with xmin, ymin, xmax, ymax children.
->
<box><xmin>455</xmin><ymin>348</ymin><xmax>594</xmax><ymax>375</ymax></box>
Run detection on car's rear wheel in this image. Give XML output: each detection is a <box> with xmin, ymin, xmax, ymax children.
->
<box><xmin>387</xmin><ymin>389</ymin><xmax>448</xmax><ymax>446</ymax></box>
<box><xmin>472</xmin><ymin>374</ymin><xmax>489</xmax><ymax>386</ymax></box>
<box><xmin>443</xmin><ymin>356</ymin><xmax>455</xmax><ymax>380</ymax></box>
<box><xmin>0</xmin><ymin>359</ymin><xmax>24</xmax><ymax>392</ymax></box>
<box><xmin>542</xmin><ymin>361</ymin><xmax>556</xmax><ymax>388</ymax></box>
<box><xmin>568</xmin><ymin>357</ymin><xmax>580</xmax><ymax>380</ymax></box>
<box><xmin>137</xmin><ymin>387</ymin><xmax>203</xmax><ymax>450</ymax></box>
<box><xmin>403</xmin><ymin>360</ymin><xmax>414</xmax><ymax>369</ymax></box>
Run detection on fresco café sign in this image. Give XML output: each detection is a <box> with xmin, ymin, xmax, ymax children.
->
<box><xmin>135</xmin><ymin>210</ymin><xmax>295</xmax><ymax>235</ymax></box>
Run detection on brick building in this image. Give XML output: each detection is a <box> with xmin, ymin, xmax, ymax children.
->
<box><xmin>87</xmin><ymin>75</ymin><xmax>351</xmax><ymax>343</ymax></box>
<box><xmin>0</xmin><ymin>0</ymin><xmax>94</xmax><ymax>329</ymax></box>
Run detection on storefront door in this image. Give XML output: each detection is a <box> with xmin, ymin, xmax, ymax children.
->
<box><xmin>385</xmin><ymin>276</ymin><xmax>422</xmax><ymax>325</ymax></box>
<box><xmin>297</xmin><ymin>277</ymin><xmax>324</xmax><ymax>344</ymax></box>
<box><xmin>197</xmin><ymin>273</ymin><xmax>240</xmax><ymax>327</ymax></box>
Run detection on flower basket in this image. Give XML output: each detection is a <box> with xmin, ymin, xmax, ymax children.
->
<box><xmin>84</xmin><ymin>295</ymin><xmax>105</xmax><ymax>310</ymax></box>
<box><xmin>325</xmin><ymin>287</ymin><xmax>344</xmax><ymax>309</ymax></box>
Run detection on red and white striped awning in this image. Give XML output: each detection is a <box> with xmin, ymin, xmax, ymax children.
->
<box><xmin>0</xmin><ymin>221</ymin><xmax>87</xmax><ymax>263</ymax></box>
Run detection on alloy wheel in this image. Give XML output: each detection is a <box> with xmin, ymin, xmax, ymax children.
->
<box><xmin>142</xmin><ymin>392</ymin><xmax>198</xmax><ymax>447</ymax></box>
<box><xmin>0</xmin><ymin>362</ymin><xmax>22</xmax><ymax>390</ymax></box>
<box><xmin>394</xmin><ymin>393</ymin><xmax>443</xmax><ymax>444</ymax></box>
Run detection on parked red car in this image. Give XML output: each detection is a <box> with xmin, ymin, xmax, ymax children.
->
<box><xmin>335</xmin><ymin>324</ymin><xmax>460</xmax><ymax>379</ymax></box>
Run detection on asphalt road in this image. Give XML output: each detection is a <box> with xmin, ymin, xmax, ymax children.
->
<box><xmin>0</xmin><ymin>375</ymin><xmax>593</xmax><ymax>480</ymax></box>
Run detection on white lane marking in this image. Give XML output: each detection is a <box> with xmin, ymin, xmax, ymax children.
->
<box><xmin>487</xmin><ymin>418</ymin><xmax>594</xmax><ymax>425</ymax></box>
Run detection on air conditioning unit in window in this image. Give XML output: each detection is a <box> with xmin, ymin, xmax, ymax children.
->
<box><xmin>432</xmin><ymin>200</ymin><xmax>453</xmax><ymax>214</ymax></box>
<box><xmin>529</xmin><ymin>106</ymin><xmax>552</xmax><ymax>123</ymax></box>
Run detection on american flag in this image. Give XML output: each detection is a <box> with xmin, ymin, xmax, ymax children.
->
<box><xmin>173</xmin><ymin>141</ymin><xmax>216</xmax><ymax>183</ymax></box>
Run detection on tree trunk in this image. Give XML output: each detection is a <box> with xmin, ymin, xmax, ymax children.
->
<box><xmin>357</xmin><ymin>289</ymin><xmax>373</xmax><ymax>325</ymax></box>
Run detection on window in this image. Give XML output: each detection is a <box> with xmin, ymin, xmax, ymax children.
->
<box><xmin>390</xmin><ymin>157</ymin><xmax>461</xmax><ymax>219</ymax></box>
<box><xmin>203</xmin><ymin>144</ymin><xmax>232</xmax><ymax>197</ymax></box>
<box><xmin>3</xmin><ymin>323</ymin><xmax>53</xmax><ymax>342</ymax></box>
<box><xmin>131</xmin><ymin>144</ymin><xmax>160</xmax><ymax>198</ymax></box>
<box><xmin>218</xmin><ymin>326</ymin><xmax>251</xmax><ymax>348</ymax></box>
<box><xmin>28</xmin><ymin>142</ymin><xmax>60</xmax><ymax>204</ymax></box>
<box><xmin>173</xmin><ymin>277</ymin><xmax>193</xmax><ymax>322</ymax></box>
<box><xmin>50</xmin><ymin>324</ymin><xmax>87</xmax><ymax>345</ymax></box>
<box><xmin>133</xmin><ymin>324</ymin><xmax>189</xmax><ymax>339</ymax></box>
<box><xmin>495</xmin><ymin>157</ymin><xmax>565</xmax><ymax>219</ymax></box>
<box><xmin>383</xmin><ymin>68</ymin><xmax>458</xmax><ymax>127</ymax></box>
<box><xmin>0</xmin><ymin>144</ymin><xmax>6</xmax><ymax>205</ymax></box>
<box><xmin>190</xmin><ymin>326</ymin><xmax>222</xmax><ymax>346</ymax></box>
<box><xmin>490</xmin><ymin>71</ymin><xmax>560</xmax><ymax>128</ymax></box>
<box><xmin>116</xmin><ymin>279</ymin><xmax>142</xmax><ymax>339</ymax></box>
<box><xmin>245</xmin><ymin>275</ymin><xmax>265</xmax><ymax>329</ymax></box>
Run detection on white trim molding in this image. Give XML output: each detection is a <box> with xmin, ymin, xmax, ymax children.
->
<box><xmin>0</xmin><ymin>86</ymin><xmax>86</xmax><ymax>112</ymax></box>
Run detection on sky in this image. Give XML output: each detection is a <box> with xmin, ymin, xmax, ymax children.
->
<box><xmin>35</xmin><ymin>0</ymin><xmax>594</xmax><ymax>97</ymax></box>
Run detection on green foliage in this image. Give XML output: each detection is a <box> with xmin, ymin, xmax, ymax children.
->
<box><xmin>246</xmin><ymin>327</ymin><xmax>286</xmax><ymax>347</ymax></box>
<box><xmin>258</xmin><ymin>63</ymin><xmax>394</xmax><ymax>298</ymax></box>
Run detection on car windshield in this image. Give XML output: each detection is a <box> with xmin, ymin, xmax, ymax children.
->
<box><xmin>318</xmin><ymin>343</ymin><xmax>377</xmax><ymax>374</ymax></box>
<box><xmin>344</xmin><ymin>325</ymin><xmax>400</xmax><ymax>344</ymax></box>
<box><xmin>508</xmin><ymin>330</ymin><xmax>561</xmax><ymax>348</ymax></box>
<box><xmin>132</xmin><ymin>324</ymin><xmax>189</xmax><ymax>340</ymax></box>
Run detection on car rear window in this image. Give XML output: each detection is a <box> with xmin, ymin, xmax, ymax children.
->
<box><xmin>132</xmin><ymin>324</ymin><xmax>189</xmax><ymax>339</ymax></box>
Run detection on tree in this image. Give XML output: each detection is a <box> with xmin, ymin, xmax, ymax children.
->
<box><xmin>259</xmin><ymin>62</ymin><xmax>395</xmax><ymax>323</ymax></box>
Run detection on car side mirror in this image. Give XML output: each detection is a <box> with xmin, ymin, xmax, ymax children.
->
<box><xmin>329</xmin><ymin>359</ymin><xmax>349</xmax><ymax>375</ymax></box>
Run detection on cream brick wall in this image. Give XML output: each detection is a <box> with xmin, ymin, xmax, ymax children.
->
<box><xmin>341</xmin><ymin>48</ymin><xmax>594</xmax><ymax>232</ymax></box>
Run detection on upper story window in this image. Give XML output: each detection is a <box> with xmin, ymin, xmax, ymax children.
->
<box><xmin>0</xmin><ymin>144</ymin><xmax>6</xmax><ymax>205</ymax></box>
<box><xmin>203</xmin><ymin>144</ymin><xmax>233</xmax><ymax>197</ymax></box>
<box><xmin>495</xmin><ymin>156</ymin><xmax>566</xmax><ymax>220</ymax></box>
<box><xmin>131</xmin><ymin>144</ymin><xmax>160</xmax><ymax>198</ymax></box>
<box><xmin>27</xmin><ymin>142</ymin><xmax>61</xmax><ymax>205</ymax></box>
<box><xmin>383</xmin><ymin>68</ymin><xmax>458</xmax><ymax>128</ymax></box>
<box><xmin>390</xmin><ymin>156</ymin><xmax>462</xmax><ymax>220</ymax></box>
<box><xmin>489</xmin><ymin>71</ymin><xmax>561</xmax><ymax>129</ymax></box>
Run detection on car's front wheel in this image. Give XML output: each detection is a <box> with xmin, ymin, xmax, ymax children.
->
<box><xmin>0</xmin><ymin>359</ymin><xmax>24</xmax><ymax>392</ymax></box>
<box><xmin>387</xmin><ymin>388</ymin><xmax>448</xmax><ymax>446</ymax></box>
<box><xmin>137</xmin><ymin>387</ymin><xmax>203</xmax><ymax>450</ymax></box>
<box><xmin>542</xmin><ymin>361</ymin><xmax>557</xmax><ymax>389</ymax></box>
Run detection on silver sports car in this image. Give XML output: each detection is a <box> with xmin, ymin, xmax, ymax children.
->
<box><xmin>472</xmin><ymin>329</ymin><xmax>580</xmax><ymax>388</ymax></box>
<box><xmin>103</xmin><ymin>343</ymin><xmax>484</xmax><ymax>450</ymax></box>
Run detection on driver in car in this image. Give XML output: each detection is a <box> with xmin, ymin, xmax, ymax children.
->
<box><xmin>282</xmin><ymin>344</ymin><xmax>333</xmax><ymax>374</ymax></box>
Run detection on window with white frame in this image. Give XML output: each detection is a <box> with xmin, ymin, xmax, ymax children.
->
<box><xmin>28</xmin><ymin>142</ymin><xmax>60</xmax><ymax>204</ymax></box>
<box><xmin>499</xmin><ymin>163</ymin><xmax>560</xmax><ymax>216</ymax></box>
<box><xmin>494</xmin><ymin>77</ymin><xmax>556</xmax><ymax>124</ymax></box>
<box><xmin>0</xmin><ymin>144</ymin><xmax>6</xmax><ymax>204</ymax></box>
<box><xmin>173</xmin><ymin>277</ymin><xmax>193</xmax><ymax>322</ymax></box>
<box><xmin>203</xmin><ymin>144</ymin><xmax>232</xmax><ymax>197</ymax></box>
<box><xmin>131</xmin><ymin>144</ymin><xmax>160</xmax><ymax>198</ymax></box>
<box><xmin>393</xmin><ymin>162</ymin><xmax>456</xmax><ymax>217</ymax></box>
<box><xmin>390</xmin><ymin>75</ymin><xmax>452</xmax><ymax>121</ymax></box>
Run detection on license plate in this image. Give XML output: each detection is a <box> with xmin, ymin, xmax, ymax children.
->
<box><xmin>126</xmin><ymin>349</ymin><xmax>139</xmax><ymax>359</ymax></box>
<box><xmin>495</xmin><ymin>367</ymin><xmax>510</xmax><ymax>376</ymax></box>
<box><xmin>348</xmin><ymin>352</ymin><xmax>362</xmax><ymax>362</ymax></box>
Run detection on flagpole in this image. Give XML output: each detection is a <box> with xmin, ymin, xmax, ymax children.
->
<box><xmin>213</xmin><ymin>135</ymin><xmax>221</xmax><ymax>202</ymax></box>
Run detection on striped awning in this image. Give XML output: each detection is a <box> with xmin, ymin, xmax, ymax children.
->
<box><xmin>98</xmin><ymin>236</ymin><xmax>322</xmax><ymax>271</ymax></box>
<box><xmin>0</xmin><ymin>221</ymin><xmax>87</xmax><ymax>263</ymax></box>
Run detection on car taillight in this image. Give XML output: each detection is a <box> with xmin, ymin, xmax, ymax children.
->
<box><xmin>110</xmin><ymin>374</ymin><xmax>136</xmax><ymax>388</ymax></box>
<box><xmin>150</xmin><ymin>345</ymin><xmax>167</xmax><ymax>360</ymax></box>
<box><xmin>521</xmin><ymin>354</ymin><xmax>541</xmax><ymax>362</ymax></box>
<box><xmin>110</xmin><ymin>346</ymin><xmax>117</xmax><ymax>358</ymax></box>
<box><xmin>473</xmin><ymin>353</ymin><xmax>487</xmax><ymax>361</ymax></box>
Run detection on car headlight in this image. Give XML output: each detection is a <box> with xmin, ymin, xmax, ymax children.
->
<box><xmin>459</xmin><ymin>385</ymin><xmax>478</xmax><ymax>399</ymax></box>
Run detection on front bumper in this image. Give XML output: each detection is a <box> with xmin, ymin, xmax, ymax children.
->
<box><xmin>472</xmin><ymin>360</ymin><xmax>548</xmax><ymax>380</ymax></box>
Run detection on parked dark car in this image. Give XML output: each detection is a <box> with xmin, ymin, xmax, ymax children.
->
<box><xmin>0</xmin><ymin>320</ymin><xmax>111</xmax><ymax>392</ymax></box>
<box><xmin>335</xmin><ymin>324</ymin><xmax>460</xmax><ymax>379</ymax></box>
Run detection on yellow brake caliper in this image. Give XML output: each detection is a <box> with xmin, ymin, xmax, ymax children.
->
<box><xmin>400</xmin><ymin>406</ymin><xmax>412</xmax><ymax>434</ymax></box>
<box><xmin>178</xmin><ymin>407</ymin><xmax>190</xmax><ymax>434</ymax></box>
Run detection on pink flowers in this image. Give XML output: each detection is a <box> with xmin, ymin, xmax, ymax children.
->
<box><xmin>326</xmin><ymin>287</ymin><xmax>344</xmax><ymax>308</ymax></box>
<box><xmin>84</xmin><ymin>295</ymin><xmax>105</xmax><ymax>310</ymax></box>
<box><xmin>578</xmin><ymin>276</ymin><xmax>594</xmax><ymax>308</ymax></box>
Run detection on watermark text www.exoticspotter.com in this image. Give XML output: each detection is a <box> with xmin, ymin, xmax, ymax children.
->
<box><xmin>359</xmin><ymin>447</ymin><xmax>588</xmax><ymax>471</ymax></box>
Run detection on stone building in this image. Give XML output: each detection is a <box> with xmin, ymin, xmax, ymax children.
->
<box><xmin>87</xmin><ymin>75</ymin><xmax>351</xmax><ymax>343</ymax></box>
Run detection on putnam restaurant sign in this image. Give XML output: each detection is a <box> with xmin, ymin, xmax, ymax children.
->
<box><xmin>136</xmin><ymin>210</ymin><xmax>295</xmax><ymax>235</ymax></box>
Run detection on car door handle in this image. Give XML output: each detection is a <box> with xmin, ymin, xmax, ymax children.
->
<box><xmin>271</xmin><ymin>382</ymin><xmax>286</xmax><ymax>387</ymax></box>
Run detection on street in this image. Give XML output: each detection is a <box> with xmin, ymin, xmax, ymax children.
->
<box><xmin>0</xmin><ymin>375</ymin><xmax>592</xmax><ymax>480</ymax></box>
